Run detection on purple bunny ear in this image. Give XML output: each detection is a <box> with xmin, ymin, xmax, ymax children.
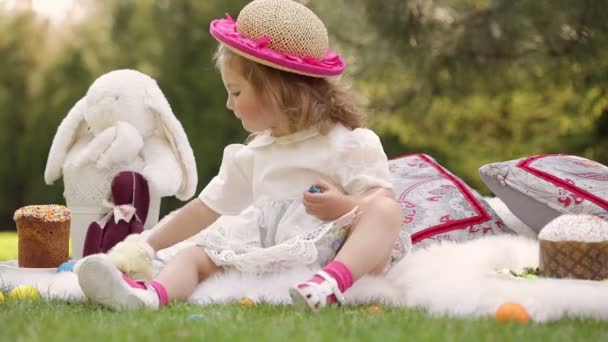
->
<box><xmin>132</xmin><ymin>172</ymin><xmax>150</xmax><ymax>224</ymax></box>
<box><xmin>82</xmin><ymin>222</ymin><xmax>103</xmax><ymax>257</ymax></box>
<box><xmin>130</xmin><ymin>220</ymin><xmax>144</xmax><ymax>235</ymax></box>
<box><xmin>111</xmin><ymin>171</ymin><xmax>134</xmax><ymax>205</ymax></box>
<box><xmin>100</xmin><ymin>221</ymin><xmax>130</xmax><ymax>253</ymax></box>
<box><xmin>111</xmin><ymin>171</ymin><xmax>150</xmax><ymax>224</ymax></box>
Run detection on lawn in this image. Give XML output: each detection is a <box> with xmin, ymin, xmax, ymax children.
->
<box><xmin>1</xmin><ymin>232</ymin><xmax>606</xmax><ymax>341</ymax></box>
<box><xmin>0</xmin><ymin>231</ymin><xmax>17</xmax><ymax>261</ymax></box>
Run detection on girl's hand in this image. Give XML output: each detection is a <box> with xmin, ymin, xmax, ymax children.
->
<box><xmin>302</xmin><ymin>179</ymin><xmax>357</xmax><ymax>221</ymax></box>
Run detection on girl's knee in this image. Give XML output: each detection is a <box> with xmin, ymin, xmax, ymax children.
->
<box><xmin>178</xmin><ymin>245</ymin><xmax>205</xmax><ymax>258</ymax></box>
<box><xmin>175</xmin><ymin>245</ymin><xmax>209</xmax><ymax>266</ymax></box>
<box><xmin>364</xmin><ymin>195</ymin><xmax>402</xmax><ymax>228</ymax></box>
<box><xmin>177</xmin><ymin>245</ymin><xmax>221</xmax><ymax>276</ymax></box>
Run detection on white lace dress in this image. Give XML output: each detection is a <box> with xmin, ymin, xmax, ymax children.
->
<box><xmin>197</xmin><ymin>124</ymin><xmax>399</xmax><ymax>274</ymax></box>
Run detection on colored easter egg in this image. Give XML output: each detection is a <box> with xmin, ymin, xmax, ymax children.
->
<box><xmin>495</xmin><ymin>302</ymin><xmax>530</xmax><ymax>324</ymax></box>
<box><xmin>0</xmin><ymin>291</ymin><xmax>4</xmax><ymax>304</ymax></box>
<box><xmin>239</xmin><ymin>297</ymin><xmax>255</xmax><ymax>307</ymax></box>
<box><xmin>187</xmin><ymin>314</ymin><xmax>204</xmax><ymax>320</ymax></box>
<box><xmin>57</xmin><ymin>260</ymin><xmax>76</xmax><ymax>273</ymax></box>
<box><xmin>308</xmin><ymin>185</ymin><xmax>324</xmax><ymax>193</ymax></box>
<box><xmin>366</xmin><ymin>305</ymin><xmax>382</xmax><ymax>313</ymax></box>
<box><xmin>9</xmin><ymin>285</ymin><xmax>40</xmax><ymax>300</ymax></box>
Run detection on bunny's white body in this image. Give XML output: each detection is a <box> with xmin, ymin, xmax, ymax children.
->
<box><xmin>44</xmin><ymin>69</ymin><xmax>198</xmax><ymax>259</ymax></box>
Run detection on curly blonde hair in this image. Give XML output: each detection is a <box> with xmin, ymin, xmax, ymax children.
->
<box><xmin>214</xmin><ymin>44</ymin><xmax>366</xmax><ymax>135</ymax></box>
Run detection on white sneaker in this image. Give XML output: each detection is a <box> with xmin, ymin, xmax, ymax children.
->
<box><xmin>76</xmin><ymin>254</ymin><xmax>160</xmax><ymax>311</ymax></box>
<box><xmin>289</xmin><ymin>270</ymin><xmax>345</xmax><ymax>310</ymax></box>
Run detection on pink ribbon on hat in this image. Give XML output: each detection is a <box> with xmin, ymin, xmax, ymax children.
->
<box><xmin>282</xmin><ymin>52</ymin><xmax>342</xmax><ymax>68</ymax></box>
<box><xmin>209</xmin><ymin>14</ymin><xmax>346</xmax><ymax>77</ymax></box>
<box><xmin>254</xmin><ymin>36</ymin><xmax>271</xmax><ymax>48</ymax></box>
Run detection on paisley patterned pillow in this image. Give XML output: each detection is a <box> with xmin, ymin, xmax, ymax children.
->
<box><xmin>479</xmin><ymin>154</ymin><xmax>608</xmax><ymax>233</ymax></box>
<box><xmin>389</xmin><ymin>154</ymin><xmax>513</xmax><ymax>248</ymax></box>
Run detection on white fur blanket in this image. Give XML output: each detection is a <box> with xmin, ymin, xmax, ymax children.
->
<box><xmin>2</xmin><ymin>233</ymin><xmax>608</xmax><ymax>322</ymax></box>
<box><xmin>2</xmin><ymin>198</ymin><xmax>608</xmax><ymax>322</ymax></box>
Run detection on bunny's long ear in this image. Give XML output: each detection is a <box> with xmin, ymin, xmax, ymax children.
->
<box><xmin>144</xmin><ymin>80</ymin><xmax>198</xmax><ymax>201</ymax></box>
<box><xmin>44</xmin><ymin>98</ymin><xmax>87</xmax><ymax>185</ymax></box>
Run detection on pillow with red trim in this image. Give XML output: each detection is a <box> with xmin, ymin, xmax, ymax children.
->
<box><xmin>389</xmin><ymin>154</ymin><xmax>514</xmax><ymax>249</ymax></box>
<box><xmin>479</xmin><ymin>154</ymin><xmax>608</xmax><ymax>233</ymax></box>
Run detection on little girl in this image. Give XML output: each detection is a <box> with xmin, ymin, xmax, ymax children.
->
<box><xmin>76</xmin><ymin>0</ymin><xmax>410</xmax><ymax>311</ymax></box>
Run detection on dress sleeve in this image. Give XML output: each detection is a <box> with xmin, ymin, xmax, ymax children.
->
<box><xmin>332</xmin><ymin>128</ymin><xmax>393</xmax><ymax>195</ymax></box>
<box><xmin>199</xmin><ymin>144</ymin><xmax>253</xmax><ymax>215</ymax></box>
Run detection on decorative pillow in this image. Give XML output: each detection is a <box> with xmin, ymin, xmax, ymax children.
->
<box><xmin>478</xmin><ymin>154</ymin><xmax>608</xmax><ymax>233</ymax></box>
<box><xmin>389</xmin><ymin>154</ymin><xmax>513</xmax><ymax>248</ymax></box>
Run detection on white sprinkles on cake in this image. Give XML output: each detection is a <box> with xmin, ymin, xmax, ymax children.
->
<box><xmin>539</xmin><ymin>214</ymin><xmax>608</xmax><ymax>242</ymax></box>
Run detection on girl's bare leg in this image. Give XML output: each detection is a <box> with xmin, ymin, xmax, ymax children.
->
<box><xmin>154</xmin><ymin>246</ymin><xmax>222</xmax><ymax>300</ymax></box>
<box><xmin>335</xmin><ymin>192</ymin><xmax>402</xmax><ymax>279</ymax></box>
<box><xmin>290</xmin><ymin>191</ymin><xmax>402</xmax><ymax>310</ymax></box>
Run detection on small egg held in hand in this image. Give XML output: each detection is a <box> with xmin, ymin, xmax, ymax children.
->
<box><xmin>495</xmin><ymin>302</ymin><xmax>530</xmax><ymax>324</ymax></box>
<box><xmin>9</xmin><ymin>285</ymin><xmax>40</xmax><ymax>301</ymax></box>
<box><xmin>239</xmin><ymin>297</ymin><xmax>255</xmax><ymax>308</ymax></box>
<box><xmin>308</xmin><ymin>185</ymin><xmax>324</xmax><ymax>193</ymax></box>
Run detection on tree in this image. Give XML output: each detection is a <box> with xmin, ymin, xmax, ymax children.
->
<box><xmin>94</xmin><ymin>0</ymin><xmax>250</xmax><ymax>213</ymax></box>
<box><xmin>313</xmin><ymin>0</ymin><xmax>608</xmax><ymax>191</ymax></box>
<box><xmin>1</xmin><ymin>0</ymin><xmax>253</xmax><ymax>229</ymax></box>
<box><xmin>0</xmin><ymin>10</ymin><xmax>46</xmax><ymax>227</ymax></box>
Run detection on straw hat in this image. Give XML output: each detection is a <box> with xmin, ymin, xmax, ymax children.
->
<box><xmin>209</xmin><ymin>0</ymin><xmax>346</xmax><ymax>77</ymax></box>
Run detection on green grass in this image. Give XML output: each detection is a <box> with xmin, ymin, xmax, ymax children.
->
<box><xmin>0</xmin><ymin>231</ymin><xmax>17</xmax><ymax>261</ymax></box>
<box><xmin>1</xmin><ymin>232</ymin><xmax>606</xmax><ymax>341</ymax></box>
<box><xmin>0</xmin><ymin>231</ymin><xmax>70</xmax><ymax>261</ymax></box>
<box><xmin>1</xmin><ymin>301</ymin><xmax>606</xmax><ymax>342</ymax></box>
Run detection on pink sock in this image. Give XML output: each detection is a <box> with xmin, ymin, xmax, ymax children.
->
<box><xmin>148</xmin><ymin>280</ymin><xmax>169</xmax><ymax>306</ymax></box>
<box><xmin>121</xmin><ymin>274</ymin><xmax>169</xmax><ymax>307</ymax></box>
<box><xmin>299</xmin><ymin>260</ymin><xmax>354</xmax><ymax>303</ymax></box>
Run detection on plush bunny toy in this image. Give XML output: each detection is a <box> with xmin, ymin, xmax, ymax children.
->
<box><xmin>44</xmin><ymin>69</ymin><xmax>198</xmax><ymax>259</ymax></box>
<box><xmin>82</xmin><ymin>171</ymin><xmax>150</xmax><ymax>256</ymax></box>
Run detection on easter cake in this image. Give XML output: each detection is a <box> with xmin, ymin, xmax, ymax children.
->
<box><xmin>538</xmin><ymin>214</ymin><xmax>608</xmax><ymax>280</ymax></box>
<box><xmin>13</xmin><ymin>205</ymin><xmax>71</xmax><ymax>268</ymax></box>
